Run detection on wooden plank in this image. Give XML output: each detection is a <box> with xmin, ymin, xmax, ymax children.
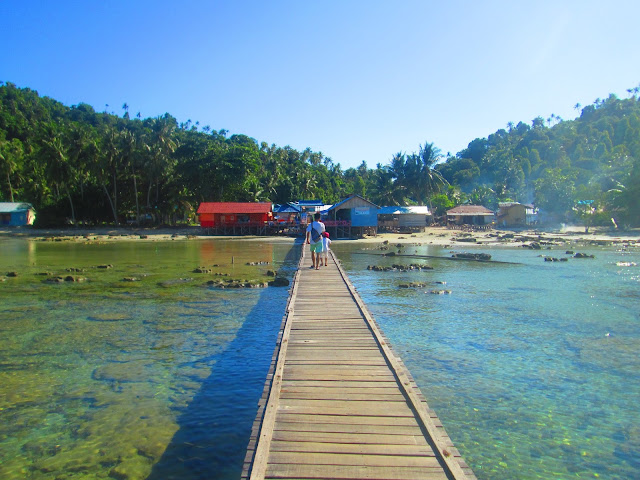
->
<box><xmin>270</xmin><ymin>430</ymin><xmax>428</xmax><ymax>446</ymax></box>
<box><xmin>279</xmin><ymin>391</ymin><xmax>406</xmax><ymax>401</ymax></box>
<box><xmin>282</xmin><ymin>359</ymin><xmax>389</xmax><ymax>366</ymax></box>
<box><xmin>282</xmin><ymin>374</ymin><xmax>396</xmax><ymax>383</ymax></box>
<box><xmin>268</xmin><ymin>440</ymin><xmax>434</xmax><ymax>456</ymax></box>
<box><xmin>283</xmin><ymin>366</ymin><xmax>392</xmax><ymax>375</ymax></box>
<box><xmin>277</xmin><ymin>403</ymin><xmax>414</xmax><ymax>417</ymax></box>
<box><xmin>281</xmin><ymin>380</ymin><xmax>400</xmax><ymax>388</ymax></box>
<box><xmin>268</xmin><ymin>451</ymin><xmax>440</xmax><ymax>467</ymax></box>
<box><xmin>275</xmin><ymin>413</ymin><xmax>420</xmax><ymax>428</ymax></box>
<box><xmin>265</xmin><ymin>463</ymin><xmax>449</xmax><ymax>480</ymax></box>
<box><xmin>274</xmin><ymin>421</ymin><xmax>424</xmax><ymax>436</ymax></box>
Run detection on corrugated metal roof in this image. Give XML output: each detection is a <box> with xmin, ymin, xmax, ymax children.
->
<box><xmin>0</xmin><ymin>202</ymin><xmax>34</xmax><ymax>213</ymax></box>
<box><xmin>378</xmin><ymin>206</ymin><xmax>432</xmax><ymax>215</ymax></box>
<box><xmin>196</xmin><ymin>202</ymin><xmax>272</xmax><ymax>214</ymax></box>
<box><xmin>274</xmin><ymin>203</ymin><xmax>302</xmax><ymax>213</ymax></box>
<box><xmin>446</xmin><ymin>205</ymin><xmax>494</xmax><ymax>215</ymax></box>
<box><xmin>296</xmin><ymin>200</ymin><xmax>324</xmax><ymax>207</ymax></box>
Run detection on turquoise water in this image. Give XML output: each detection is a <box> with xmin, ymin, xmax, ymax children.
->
<box><xmin>1</xmin><ymin>236</ymin><xmax>639</xmax><ymax>479</ymax></box>
<box><xmin>0</xmin><ymin>237</ymin><xmax>300</xmax><ymax>480</ymax></box>
<box><xmin>333</xmin><ymin>241</ymin><xmax>640</xmax><ymax>480</ymax></box>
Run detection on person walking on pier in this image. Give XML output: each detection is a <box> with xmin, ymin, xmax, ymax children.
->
<box><xmin>321</xmin><ymin>231</ymin><xmax>331</xmax><ymax>267</ymax></box>
<box><xmin>305</xmin><ymin>212</ymin><xmax>325</xmax><ymax>270</ymax></box>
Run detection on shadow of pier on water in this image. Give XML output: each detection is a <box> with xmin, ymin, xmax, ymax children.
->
<box><xmin>146</xmin><ymin>240</ymin><xmax>303</xmax><ymax>480</ymax></box>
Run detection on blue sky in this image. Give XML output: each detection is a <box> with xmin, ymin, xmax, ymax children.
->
<box><xmin>2</xmin><ymin>0</ymin><xmax>639</xmax><ymax>169</ymax></box>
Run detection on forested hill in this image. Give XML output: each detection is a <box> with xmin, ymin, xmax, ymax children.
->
<box><xmin>436</xmin><ymin>91</ymin><xmax>640</xmax><ymax>225</ymax></box>
<box><xmin>1</xmin><ymin>81</ymin><xmax>639</xmax><ymax>227</ymax></box>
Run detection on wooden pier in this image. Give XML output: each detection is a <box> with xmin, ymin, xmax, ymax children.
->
<box><xmin>243</xmin><ymin>248</ymin><xmax>476</xmax><ymax>480</ymax></box>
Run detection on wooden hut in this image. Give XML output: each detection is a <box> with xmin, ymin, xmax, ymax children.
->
<box><xmin>322</xmin><ymin>195</ymin><xmax>379</xmax><ymax>238</ymax></box>
<box><xmin>377</xmin><ymin>206</ymin><xmax>431</xmax><ymax>232</ymax></box>
<box><xmin>0</xmin><ymin>202</ymin><xmax>36</xmax><ymax>226</ymax></box>
<box><xmin>196</xmin><ymin>202</ymin><xmax>272</xmax><ymax>235</ymax></box>
<box><xmin>497</xmin><ymin>202</ymin><xmax>537</xmax><ymax>226</ymax></box>
<box><xmin>446</xmin><ymin>205</ymin><xmax>495</xmax><ymax>227</ymax></box>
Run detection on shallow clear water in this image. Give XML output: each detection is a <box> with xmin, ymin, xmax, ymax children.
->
<box><xmin>0</xmin><ymin>237</ymin><xmax>300</xmax><ymax>480</ymax></box>
<box><xmin>333</xmin><ymin>240</ymin><xmax>640</xmax><ymax>480</ymax></box>
<box><xmin>2</xmin><ymin>236</ymin><xmax>639</xmax><ymax>480</ymax></box>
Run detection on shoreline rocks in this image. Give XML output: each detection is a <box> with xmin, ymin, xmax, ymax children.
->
<box><xmin>451</xmin><ymin>252</ymin><xmax>492</xmax><ymax>261</ymax></box>
<box><xmin>367</xmin><ymin>263</ymin><xmax>433</xmax><ymax>272</ymax></box>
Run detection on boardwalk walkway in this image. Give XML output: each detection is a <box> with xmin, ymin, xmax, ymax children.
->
<box><xmin>243</xmin><ymin>247</ymin><xmax>475</xmax><ymax>480</ymax></box>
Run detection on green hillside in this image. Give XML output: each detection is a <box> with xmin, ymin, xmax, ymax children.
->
<box><xmin>1</xmin><ymin>81</ymin><xmax>639</xmax><ymax>226</ymax></box>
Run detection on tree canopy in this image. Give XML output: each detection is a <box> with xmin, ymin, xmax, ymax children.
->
<box><xmin>1</xmin><ymin>81</ymin><xmax>639</xmax><ymax>226</ymax></box>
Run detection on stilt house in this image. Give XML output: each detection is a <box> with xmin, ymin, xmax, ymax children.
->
<box><xmin>196</xmin><ymin>202</ymin><xmax>272</xmax><ymax>234</ymax></box>
<box><xmin>322</xmin><ymin>195</ymin><xmax>379</xmax><ymax>238</ymax></box>
<box><xmin>377</xmin><ymin>206</ymin><xmax>432</xmax><ymax>232</ymax></box>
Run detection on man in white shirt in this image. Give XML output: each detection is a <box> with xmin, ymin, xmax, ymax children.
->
<box><xmin>305</xmin><ymin>212</ymin><xmax>325</xmax><ymax>270</ymax></box>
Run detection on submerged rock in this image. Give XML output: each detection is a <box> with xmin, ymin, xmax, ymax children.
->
<box><xmin>64</xmin><ymin>275</ymin><xmax>87</xmax><ymax>282</ymax></box>
<box><xmin>193</xmin><ymin>267</ymin><xmax>213</xmax><ymax>273</ymax></box>
<box><xmin>367</xmin><ymin>263</ymin><xmax>433</xmax><ymax>272</ymax></box>
<box><xmin>268</xmin><ymin>277</ymin><xmax>290</xmax><ymax>287</ymax></box>
<box><xmin>399</xmin><ymin>282</ymin><xmax>428</xmax><ymax>289</ymax></box>
<box><xmin>44</xmin><ymin>276</ymin><xmax>65</xmax><ymax>283</ymax></box>
<box><xmin>574</xmin><ymin>252</ymin><xmax>595</xmax><ymax>259</ymax></box>
<box><xmin>206</xmin><ymin>278</ymin><xmax>269</xmax><ymax>288</ymax></box>
<box><xmin>451</xmin><ymin>252</ymin><xmax>492</xmax><ymax>261</ymax></box>
<box><xmin>92</xmin><ymin>361</ymin><xmax>152</xmax><ymax>383</ymax></box>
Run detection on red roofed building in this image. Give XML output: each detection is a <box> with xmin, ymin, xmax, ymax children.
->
<box><xmin>196</xmin><ymin>202</ymin><xmax>272</xmax><ymax>228</ymax></box>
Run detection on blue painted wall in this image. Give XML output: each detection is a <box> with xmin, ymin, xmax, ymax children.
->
<box><xmin>350</xmin><ymin>207</ymin><xmax>378</xmax><ymax>227</ymax></box>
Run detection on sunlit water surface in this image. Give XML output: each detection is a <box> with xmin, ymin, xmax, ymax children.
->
<box><xmin>1</xmin><ymin>236</ymin><xmax>639</xmax><ymax>480</ymax></box>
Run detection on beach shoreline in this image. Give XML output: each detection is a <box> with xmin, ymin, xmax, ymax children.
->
<box><xmin>1</xmin><ymin>224</ymin><xmax>638</xmax><ymax>247</ymax></box>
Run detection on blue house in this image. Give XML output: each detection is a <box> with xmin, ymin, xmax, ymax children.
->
<box><xmin>273</xmin><ymin>202</ymin><xmax>302</xmax><ymax>224</ymax></box>
<box><xmin>0</xmin><ymin>202</ymin><xmax>36</xmax><ymax>226</ymax></box>
<box><xmin>322</xmin><ymin>195</ymin><xmax>378</xmax><ymax>238</ymax></box>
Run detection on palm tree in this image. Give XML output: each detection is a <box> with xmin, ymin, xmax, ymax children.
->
<box><xmin>42</xmin><ymin>128</ymin><xmax>77</xmax><ymax>225</ymax></box>
<box><xmin>94</xmin><ymin>125</ymin><xmax>121</xmax><ymax>225</ymax></box>
<box><xmin>144</xmin><ymin>115</ymin><xmax>178</xmax><ymax>213</ymax></box>
<box><xmin>0</xmin><ymin>135</ymin><xmax>24</xmax><ymax>202</ymax></box>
